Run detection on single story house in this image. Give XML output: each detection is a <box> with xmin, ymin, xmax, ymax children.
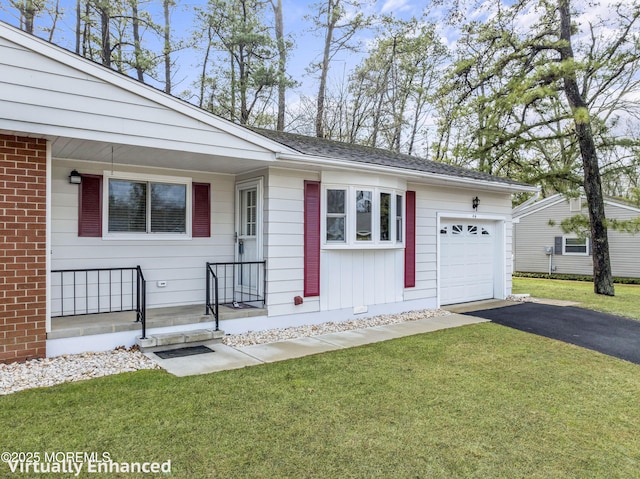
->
<box><xmin>513</xmin><ymin>193</ymin><xmax>640</xmax><ymax>277</ymax></box>
<box><xmin>0</xmin><ymin>21</ymin><xmax>536</xmax><ymax>363</ymax></box>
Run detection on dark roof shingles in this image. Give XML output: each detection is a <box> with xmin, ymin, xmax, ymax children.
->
<box><xmin>253</xmin><ymin>128</ymin><xmax>530</xmax><ymax>187</ymax></box>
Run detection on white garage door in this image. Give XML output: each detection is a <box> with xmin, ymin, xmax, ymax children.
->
<box><xmin>440</xmin><ymin>221</ymin><xmax>496</xmax><ymax>305</ymax></box>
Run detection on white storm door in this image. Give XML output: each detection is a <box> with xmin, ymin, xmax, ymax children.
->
<box><xmin>235</xmin><ymin>180</ymin><xmax>263</xmax><ymax>299</ymax></box>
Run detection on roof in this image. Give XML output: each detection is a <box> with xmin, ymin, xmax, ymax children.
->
<box><xmin>513</xmin><ymin>193</ymin><xmax>640</xmax><ymax>219</ymax></box>
<box><xmin>0</xmin><ymin>20</ymin><xmax>535</xmax><ymax>190</ymax></box>
<box><xmin>254</xmin><ymin>128</ymin><xmax>533</xmax><ymax>189</ymax></box>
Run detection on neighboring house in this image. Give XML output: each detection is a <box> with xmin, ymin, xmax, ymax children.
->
<box><xmin>513</xmin><ymin>194</ymin><xmax>640</xmax><ymax>277</ymax></box>
<box><xmin>0</xmin><ymin>21</ymin><xmax>536</xmax><ymax>363</ymax></box>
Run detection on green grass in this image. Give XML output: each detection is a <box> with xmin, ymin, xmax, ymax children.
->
<box><xmin>2</xmin><ymin>324</ymin><xmax>640</xmax><ymax>478</ymax></box>
<box><xmin>513</xmin><ymin>277</ymin><xmax>640</xmax><ymax>320</ymax></box>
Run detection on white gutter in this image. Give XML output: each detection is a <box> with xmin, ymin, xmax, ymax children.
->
<box><xmin>276</xmin><ymin>152</ymin><xmax>539</xmax><ymax>194</ymax></box>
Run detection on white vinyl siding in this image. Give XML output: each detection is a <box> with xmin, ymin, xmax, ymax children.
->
<box><xmin>0</xmin><ymin>35</ymin><xmax>273</xmax><ymax>161</ymax></box>
<box><xmin>263</xmin><ymin>168</ymin><xmax>320</xmax><ymax>316</ymax></box>
<box><xmin>51</xmin><ymin>159</ymin><xmax>235</xmax><ymax>309</ymax></box>
<box><xmin>514</xmin><ymin>197</ymin><xmax>640</xmax><ymax>278</ymax></box>
<box><xmin>407</xmin><ymin>184</ymin><xmax>513</xmax><ymax>304</ymax></box>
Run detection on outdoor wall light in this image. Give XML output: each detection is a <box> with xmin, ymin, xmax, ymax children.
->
<box><xmin>69</xmin><ymin>169</ymin><xmax>82</xmax><ymax>184</ymax></box>
<box><xmin>472</xmin><ymin>196</ymin><xmax>480</xmax><ymax>210</ymax></box>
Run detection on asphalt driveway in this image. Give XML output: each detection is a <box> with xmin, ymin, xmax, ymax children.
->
<box><xmin>463</xmin><ymin>302</ymin><xmax>640</xmax><ymax>365</ymax></box>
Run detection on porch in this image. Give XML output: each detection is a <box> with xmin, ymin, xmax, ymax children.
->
<box><xmin>48</xmin><ymin>303</ymin><xmax>267</xmax><ymax>340</ymax></box>
<box><xmin>49</xmin><ymin>261</ymin><xmax>267</xmax><ymax>341</ymax></box>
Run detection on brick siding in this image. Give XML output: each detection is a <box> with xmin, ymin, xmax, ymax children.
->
<box><xmin>0</xmin><ymin>134</ymin><xmax>47</xmax><ymax>363</ymax></box>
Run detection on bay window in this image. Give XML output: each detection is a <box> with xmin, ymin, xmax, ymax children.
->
<box><xmin>323</xmin><ymin>185</ymin><xmax>404</xmax><ymax>247</ymax></box>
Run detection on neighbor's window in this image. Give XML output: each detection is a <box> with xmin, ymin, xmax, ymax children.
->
<box><xmin>563</xmin><ymin>237</ymin><xmax>588</xmax><ymax>255</ymax></box>
<box><xmin>326</xmin><ymin>189</ymin><xmax>346</xmax><ymax>242</ymax></box>
<box><xmin>108</xmin><ymin>178</ymin><xmax>186</xmax><ymax>234</ymax></box>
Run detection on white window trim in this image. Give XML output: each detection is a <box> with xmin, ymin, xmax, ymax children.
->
<box><xmin>102</xmin><ymin>171</ymin><xmax>192</xmax><ymax>240</ymax></box>
<box><xmin>562</xmin><ymin>236</ymin><xmax>589</xmax><ymax>256</ymax></box>
<box><xmin>321</xmin><ymin>184</ymin><xmax>405</xmax><ymax>249</ymax></box>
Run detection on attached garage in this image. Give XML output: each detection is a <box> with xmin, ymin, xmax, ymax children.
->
<box><xmin>439</xmin><ymin>219</ymin><xmax>502</xmax><ymax>305</ymax></box>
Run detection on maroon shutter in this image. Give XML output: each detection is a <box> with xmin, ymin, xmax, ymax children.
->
<box><xmin>304</xmin><ymin>181</ymin><xmax>321</xmax><ymax>297</ymax></box>
<box><xmin>404</xmin><ymin>190</ymin><xmax>416</xmax><ymax>288</ymax></box>
<box><xmin>78</xmin><ymin>174</ymin><xmax>102</xmax><ymax>237</ymax></box>
<box><xmin>192</xmin><ymin>182</ymin><xmax>211</xmax><ymax>238</ymax></box>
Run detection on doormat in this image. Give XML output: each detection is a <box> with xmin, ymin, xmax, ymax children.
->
<box><xmin>154</xmin><ymin>345</ymin><xmax>214</xmax><ymax>359</ymax></box>
<box><xmin>227</xmin><ymin>301</ymin><xmax>256</xmax><ymax>309</ymax></box>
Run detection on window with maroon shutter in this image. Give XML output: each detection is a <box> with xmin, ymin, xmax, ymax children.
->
<box><xmin>404</xmin><ymin>190</ymin><xmax>416</xmax><ymax>288</ymax></box>
<box><xmin>78</xmin><ymin>174</ymin><xmax>102</xmax><ymax>237</ymax></box>
<box><xmin>192</xmin><ymin>182</ymin><xmax>211</xmax><ymax>238</ymax></box>
<box><xmin>304</xmin><ymin>181</ymin><xmax>321</xmax><ymax>297</ymax></box>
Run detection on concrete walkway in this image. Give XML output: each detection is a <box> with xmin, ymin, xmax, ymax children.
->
<box><xmin>147</xmin><ymin>312</ymin><xmax>489</xmax><ymax>377</ymax></box>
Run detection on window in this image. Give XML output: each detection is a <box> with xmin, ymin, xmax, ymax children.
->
<box><xmin>380</xmin><ymin>192</ymin><xmax>391</xmax><ymax>241</ymax></box>
<box><xmin>326</xmin><ymin>189</ymin><xmax>346</xmax><ymax>242</ymax></box>
<box><xmin>240</xmin><ymin>188</ymin><xmax>257</xmax><ymax>236</ymax></box>
<box><xmin>396</xmin><ymin>194</ymin><xmax>403</xmax><ymax>243</ymax></box>
<box><xmin>563</xmin><ymin>237</ymin><xmax>589</xmax><ymax>255</ymax></box>
<box><xmin>107</xmin><ymin>175</ymin><xmax>187</xmax><ymax>235</ymax></box>
<box><xmin>323</xmin><ymin>186</ymin><xmax>404</xmax><ymax>247</ymax></box>
<box><xmin>356</xmin><ymin>190</ymin><xmax>372</xmax><ymax>241</ymax></box>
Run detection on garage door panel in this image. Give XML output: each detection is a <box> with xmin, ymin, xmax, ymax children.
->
<box><xmin>440</xmin><ymin>220</ymin><xmax>497</xmax><ymax>305</ymax></box>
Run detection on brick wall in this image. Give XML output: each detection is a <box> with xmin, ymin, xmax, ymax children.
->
<box><xmin>0</xmin><ymin>134</ymin><xmax>47</xmax><ymax>363</ymax></box>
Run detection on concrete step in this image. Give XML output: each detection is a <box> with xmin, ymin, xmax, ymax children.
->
<box><xmin>137</xmin><ymin>328</ymin><xmax>225</xmax><ymax>352</ymax></box>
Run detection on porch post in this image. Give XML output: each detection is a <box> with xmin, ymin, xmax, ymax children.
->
<box><xmin>0</xmin><ymin>134</ymin><xmax>48</xmax><ymax>363</ymax></box>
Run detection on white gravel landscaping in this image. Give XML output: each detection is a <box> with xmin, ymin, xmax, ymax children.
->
<box><xmin>222</xmin><ymin>308</ymin><xmax>453</xmax><ymax>347</ymax></box>
<box><xmin>1</xmin><ymin>308</ymin><xmax>454</xmax><ymax>395</ymax></box>
<box><xmin>0</xmin><ymin>348</ymin><xmax>160</xmax><ymax>396</ymax></box>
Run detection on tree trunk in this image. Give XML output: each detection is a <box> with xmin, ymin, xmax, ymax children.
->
<box><xmin>163</xmin><ymin>0</ymin><xmax>172</xmax><ymax>94</ymax></box>
<box><xmin>75</xmin><ymin>0</ymin><xmax>81</xmax><ymax>53</ymax></box>
<box><xmin>23</xmin><ymin>0</ymin><xmax>36</xmax><ymax>34</ymax></box>
<box><xmin>271</xmin><ymin>0</ymin><xmax>286</xmax><ymax>130</ymax></box>
<box><xmin>131</xmin><ymin>0</ymin><xmax>144</xmax><ymax>81</ymax></box>
<box><xmin>99</xmin><ymin>3</ymin><xmax>111</xmax><ymax>67</ymax></box>
<box><xmin>558</xmin><ymin>0</ymin><xmax>614</xmax><ymax>295</ymax></box>
<box><xmin>48</xmin><ymin>0</ymin><xmax>61</xmax><ymax>42</ymax></box>
<box><xmin>316</xmin><ymin>0</ymin><xmax>338</xmax><ymax>138</ymax></box>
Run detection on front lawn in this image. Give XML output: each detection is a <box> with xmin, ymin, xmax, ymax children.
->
<box><xmin>2</xmin><ymin>324</ymin><xmax>639</xmax><ymax>478</ymax></box>
<box><xmin>513</xmin><ymin>277</ymin><xmax>640</xmax><ymax>320</ymax></box>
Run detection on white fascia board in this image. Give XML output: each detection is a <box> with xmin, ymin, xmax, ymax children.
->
<box><xmin>276</xmin><ymin>152</ymin><xmax>539</xmax><ymax>194</ymax></box>
<box><xmin>603</xmin><ymin>198</ymin><xmax>640</xmax><ymax>214</ymax></box>
<box><xmin>0</xmin><ymin>22</ymin><xmax>292</xmax><ymax>156</ymax></box>
<box><xmin>513</xmin><ymin>195</ymin><xmax>565</xmax><ymax>220</ymax></box>
<box><xmin>512</xmin><ymin>193</ymin><xmax>562</xmax><ymax>217</ymax></box>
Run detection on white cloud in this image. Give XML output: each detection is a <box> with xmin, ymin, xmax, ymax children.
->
<box><xmin>380</xmin><ymin>0</ymin><xmax>411</xmax><ymax>14</ymax></box>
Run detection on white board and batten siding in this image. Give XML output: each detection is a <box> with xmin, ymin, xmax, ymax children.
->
<box><xmin>264</xmin><ymin>168</ymin><xmax>320</xmax><ymax>316</ymax></box>
<box><xmin>409</xmin><ymin>184</ymin><xmax>514</xmax><ymax>306</ymax></box>
<box><xmin>0</xmin><ymin>35</ymin><xmax>272</xmax><ymax>161</ymax></box>
<box><xmin>264</xmin><ymin>169</ymin><xmax>406</xmax><ymax>317</ymax></box>
<box><xmin>51</xmin><ymin>159</ymin><xmax>236</xmax><ymax>313</ymax></box>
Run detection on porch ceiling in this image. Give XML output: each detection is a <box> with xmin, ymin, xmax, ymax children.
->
<box><xmin>50</xmin><ymin>136</ymin><xmax>275</xmax><ymax>175</ymax></box>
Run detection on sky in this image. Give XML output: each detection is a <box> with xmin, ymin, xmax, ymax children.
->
<box><xmin>0</xmin><ymin>0</ymin><xmax>430</xmax><ymax>101</ymax></box>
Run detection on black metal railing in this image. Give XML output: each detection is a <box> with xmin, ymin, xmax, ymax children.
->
<box><xmin>206</xmin><ymin>261</ymin><xmax>266</xmax><ymax>330</ymax></box>
<box><xmin>51</xmin><ymin>266</ymin><xmax>147</xmax><ymax>338</ymax></box>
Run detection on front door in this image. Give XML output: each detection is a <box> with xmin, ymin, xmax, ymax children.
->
<box><xmin>235</xmin><ymin>179</ymin><xmax>263</xmax><ymax>302</ymax></box>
